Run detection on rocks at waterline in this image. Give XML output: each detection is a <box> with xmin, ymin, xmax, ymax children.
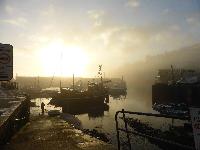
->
<box><xmin>83</xmin><ymin>129</ymin><xmax>111</xmax><ymax>143</ymax></box>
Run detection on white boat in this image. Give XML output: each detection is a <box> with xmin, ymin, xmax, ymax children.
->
<box><xmin>48</xmin><ymin>110</ymin><xmax>61</xmax><ymax>116</ymax></box>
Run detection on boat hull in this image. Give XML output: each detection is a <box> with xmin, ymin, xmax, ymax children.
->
<box><xmin>109</xmin><ymin>88</ymin><xmax>127</xmax><ymax>96</ymax></box>
<box><xmin>152</xmin><ymin>83</ymin><xmax>200</xmax><ymax>107</ymax></box>
<box><xmin>50</xmin><ymin>94</ymin><xmax>109</xmax><ymax>106</ymax></box>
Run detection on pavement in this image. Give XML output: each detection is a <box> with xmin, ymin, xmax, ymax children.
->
<box><xmin>0</xmin><ymin>115</ymin><xmax>116</xmax><ymax>150</ymax></box>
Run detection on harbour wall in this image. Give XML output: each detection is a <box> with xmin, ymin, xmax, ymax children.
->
<box><xmin>0</xmin><ymin>96</ymin><xmax>30</xmax><ymax>144</ymax></box>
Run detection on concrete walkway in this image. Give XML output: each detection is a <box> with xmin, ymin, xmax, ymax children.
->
<box><xmin>1</xmin><ymin>115</ymin><xmax>116</xmax><ymax>150</ymax></box>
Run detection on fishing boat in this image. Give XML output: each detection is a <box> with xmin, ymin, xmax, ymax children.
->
<box><xmin>50</xmin><ymin>82</ymin><xmax>109</xmax><ymax>106</ymax></box>
<box><xmin>49</xmin><ymin>66</ymin><xmax>109</xmax><ymax>107</ymax></box>
<box><xmin>109</xmin><ymin>76</ymin><xmax>127</xmax><ymax>95</ymax></box>
<box><xmin>152</xmin><ymin>66</ymin><xmax>200</xmax><ymax>109</ymax></box>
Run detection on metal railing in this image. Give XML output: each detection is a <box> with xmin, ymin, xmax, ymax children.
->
<box><xmin>115</xmin><ymin>109</ymin><xmax>195</xmax><ymax>150</ymax></box>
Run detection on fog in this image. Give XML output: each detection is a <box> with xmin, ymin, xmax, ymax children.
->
<box><xmin>115</xmin><ymin>43</ymin><xmax>200</xmax><ymax>91</ymax></box>
<box><xmin>1</xmin><ymin>0</ymin><xmax>200</xmax><ymax>77</ymax></box>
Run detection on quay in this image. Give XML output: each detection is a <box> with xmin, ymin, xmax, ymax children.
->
<box><xmin>0</xmin><ymin>96</ymin><xmax>115</xmax><ymax>150</ymax></box>
<box><xmin>0</xmin><ymin>115</ymin><xmax>115</xmax><ymax>150</ymax></box>
<box><xmin>0</xmin><ymin>95</ymin><xmax>30</xmax><ymax>144</ymax></box>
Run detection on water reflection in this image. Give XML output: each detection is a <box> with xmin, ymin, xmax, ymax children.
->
<box><xmin>109</xmin><ymin>89</ymin><xmax>127</xmax><ymax>99</ymax></box>
<box><xmin>75</xmin><ymin>87</ymin><xmax>161</xmax><ymax>149</ymax></box>
<box><xmin>62</xmin><ymin>102</ymin><xmax>109</xmax><ymax>119</ymax></box>
<box><xmin>30</xmin><ymin>87</ymin><xmax>160</xmax><ymax>149</ymax></box>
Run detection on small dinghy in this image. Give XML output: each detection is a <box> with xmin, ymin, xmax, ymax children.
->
<box><xmin>48</xmin><ymin>110</ymin><xmax>61</xmax><ymax>117</ymax></box>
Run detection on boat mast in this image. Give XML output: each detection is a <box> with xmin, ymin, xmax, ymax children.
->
<box><xmin>60</xmin><ymin>51</ymin><xmax>63</xmax><ymax>92</ymax></box>
<box><xmin>99</xmin><ymin>65</ymin><xmax>103</xmax><ymax>89</ymax></box>
<box><xmin>73</xmin><ymin>74</ymin><xmax>75</xmax><ymax>90</ymax></box>
<box><xmin>59</xmin><ymin>80</ymin><xmax>62</xmax><ymax>91</ymax></box>
<box><xmin>171</xmin><ymin>65</ymin><xmax>175</xmax><ymax>83</ymax></box>
<box><xmin>37</xmin><ymin>76</ymin><xmax>40</xmax><ymax>88</ymax></box>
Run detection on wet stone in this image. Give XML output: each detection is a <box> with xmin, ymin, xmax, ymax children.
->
<box><xmin>0</xmin><ymin>115</ymin><xmax>116</xmax><ymax>150</ymax></box>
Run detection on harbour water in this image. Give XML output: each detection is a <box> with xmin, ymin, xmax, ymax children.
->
<box><xmin>75</xmin><ymin>87</ymin><xmax>156</xmax><ymax>148</ymax></box>
<box><xmin>31</xmin><ymin>86</ymin><xmax>189</xmax><ymax>150</ymax></box>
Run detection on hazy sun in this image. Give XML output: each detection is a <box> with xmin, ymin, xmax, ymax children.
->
<box><xmin>39</xmin><ymin>40</ymin><xmax>89</xmax><ymax>77</ymax></box>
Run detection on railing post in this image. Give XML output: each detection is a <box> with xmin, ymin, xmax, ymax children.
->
<box><xmin>115</xmin><ymin>111</ymin><xmax>121</xmax><ymax>150</ymax></box>
<box><xmin>115</xmin><ymin>110</ymin><xmax>194</xmax><ymax>150</ymax></box>
<box><xmin>122</xmin><ymin>109</ymin><xmax>132</xmax><ymax>150</ymax></box>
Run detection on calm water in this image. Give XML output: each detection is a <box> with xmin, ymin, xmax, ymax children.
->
<box><xmin>75</xmin><ymin>87</ymin><xmax>162</xmax><ymax>149</ymax></box>
<box><xmin>31</xmin><ymin>87</ymin><xmax>187</xmax><ymax>150</ymax></box>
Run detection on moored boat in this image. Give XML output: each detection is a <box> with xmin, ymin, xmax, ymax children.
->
<box><xmin>49</xmin><ymin>66</ymin><xmax>109</xmax><ymax>106</ymax></box>
<box><xmin>50</xmin><ymin>81</ymin><xmax>109</xmax><ymax>106</ymax></box>
<box><xmin>108</xmin><ymin>76</ymin><xmax>127</xmax><ymax>95</ymax></box>
<box><xmin>152</xmin><ymin>66</ymin><xmax>200</xmax><ymax>107</ymax></box>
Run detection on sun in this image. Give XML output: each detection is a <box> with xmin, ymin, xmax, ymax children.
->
<box><xmin>39</xmin><ymin>40</ymin><xmax>89</xmax><ymax>77</ymax></box>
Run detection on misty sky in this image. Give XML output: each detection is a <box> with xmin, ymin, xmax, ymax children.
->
<box><xmin>0</xmin><ymin>0</ymin><xmax>200</xmax><ymax>77</ymax></box>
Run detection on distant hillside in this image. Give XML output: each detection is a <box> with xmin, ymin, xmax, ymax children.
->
<box><xmin>116</xmin><ymin>43</ymin><xmax>200</xmax><ymax>91</ymax></box>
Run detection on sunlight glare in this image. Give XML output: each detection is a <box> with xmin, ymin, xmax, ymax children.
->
<box><xmin>39</xmin><ymin>41</ymin><xmax>89</xmax><ymax>77</ymax></box>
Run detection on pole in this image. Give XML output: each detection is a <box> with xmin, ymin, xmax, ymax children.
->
<box><xmin>115</xmin><ymin>112</ymin><xmax>121</xmax><ymax>150</ymax></box>
<box><xmin>73</xmin><ymin>74</ymin><xmax>74</xmax><ymax>90</ymax></box>
<box><xmin>37</xmin><ymin>76</ymin><xmax>39</xmax><ymax>88</ymax></box>
<box><xmin>122</xmin><ymin>109</ymin><xmax>131</xmax><ymax>150</ymax></box>
<box><xmin>59</xmin><ymin>80</ymin><xmax>61</xmax><ymax>91</ymax></box>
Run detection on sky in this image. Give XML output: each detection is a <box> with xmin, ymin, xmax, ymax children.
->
<box><xmin>0</xmin><ymin>0</ymin><xmax>200</xmax><ymax>77</ymax></box>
